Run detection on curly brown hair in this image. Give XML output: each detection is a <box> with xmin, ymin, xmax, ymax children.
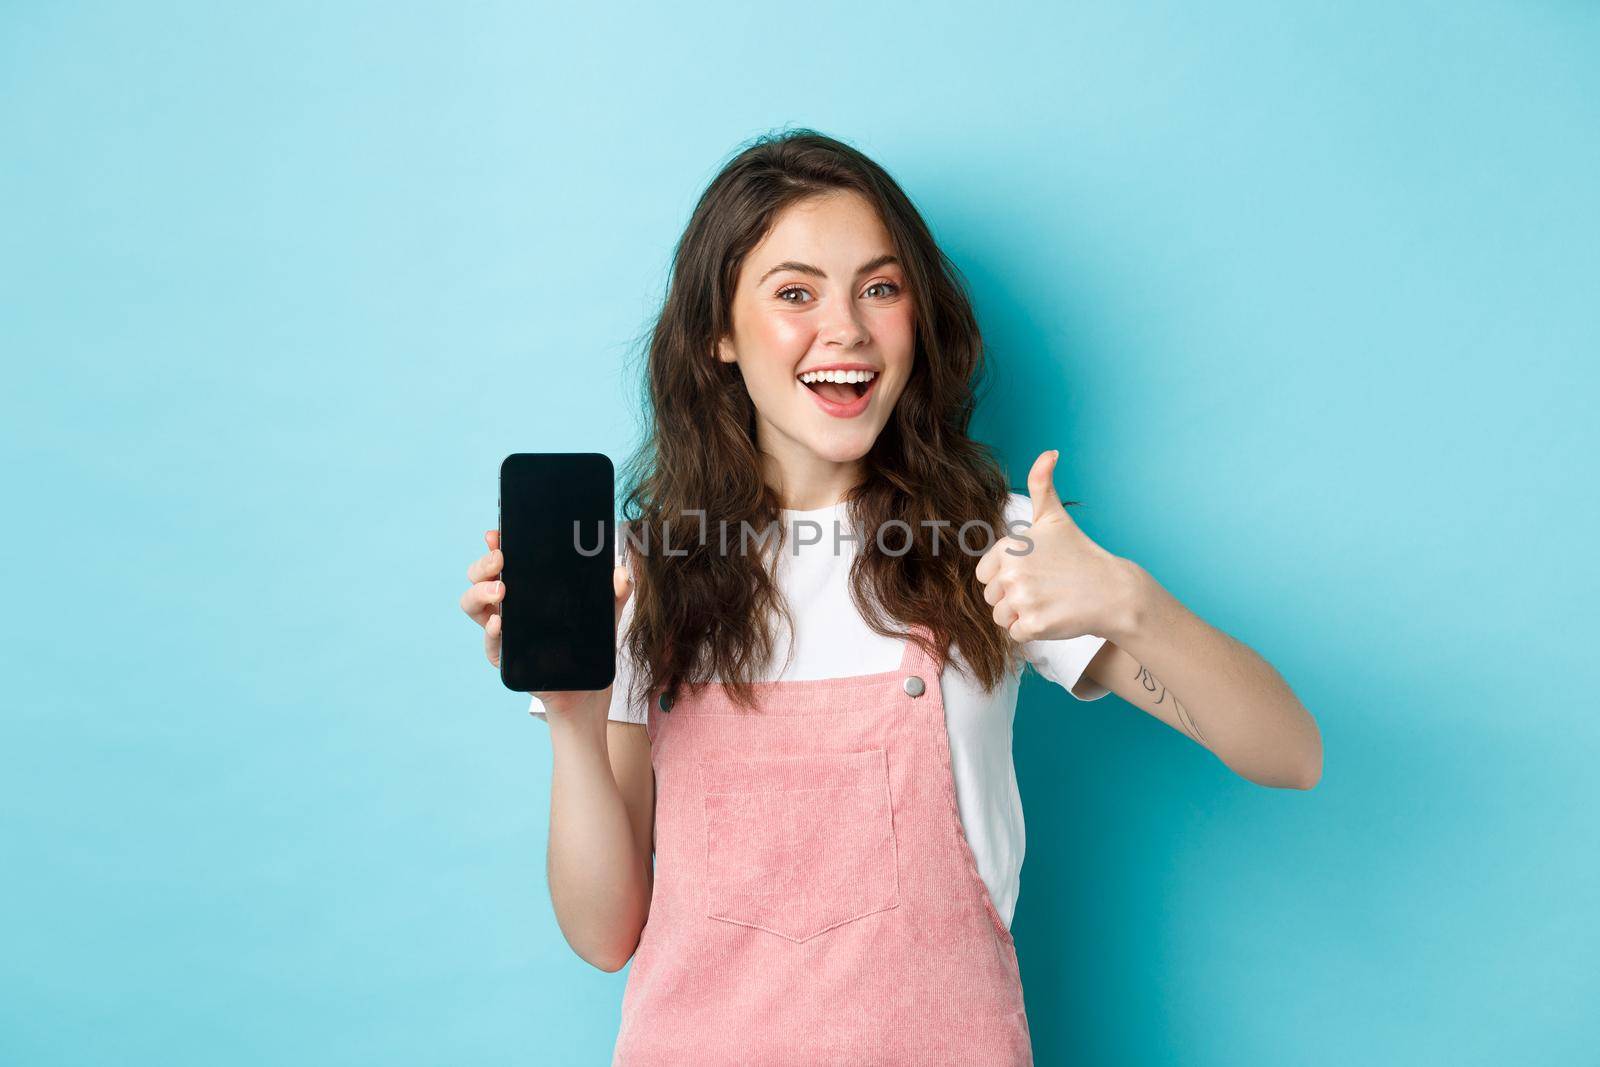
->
<box><xmin>619</xmin><ymin>128</ymin><xmax>1023</xmax><ymax>711</ymax></box>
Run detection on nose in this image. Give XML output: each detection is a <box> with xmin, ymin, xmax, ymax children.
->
<box><xmin>820</xmin><ymin>304</ymin><xmax>870</xmax><ymax>349</ymax></box>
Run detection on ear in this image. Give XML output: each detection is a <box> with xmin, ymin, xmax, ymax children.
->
<box><xmin>715</xmin><ymin>335</ymin><xmax>737</xmax><ymax>364</ymax></box>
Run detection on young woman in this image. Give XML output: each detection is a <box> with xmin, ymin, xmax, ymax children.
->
<box><xmin>460</xmin><ymin>130</ymin><xmax>1323</xmax><ymax>1066</ymax></box>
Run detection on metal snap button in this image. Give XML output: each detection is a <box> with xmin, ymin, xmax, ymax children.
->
<box><xmin>658</xmin><ymin>692</ymin><xmax>673</xmax><ymax>712</ymax></box>
<box><xmin>902</xmin><ymin>675</ymin><xmax>926</xmax><ymax>698</ymax></box>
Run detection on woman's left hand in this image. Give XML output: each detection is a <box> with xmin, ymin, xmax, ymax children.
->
<box><xmin>975</xmin><ymin>450</ymin><xmax>1148</xmax><ymax>644</ymax></box>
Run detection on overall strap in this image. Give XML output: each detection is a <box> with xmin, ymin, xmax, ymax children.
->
<box><xmin>896</xmin><ymin>623</ymin><xmax>944</xmax><ymax>673</ymax></box>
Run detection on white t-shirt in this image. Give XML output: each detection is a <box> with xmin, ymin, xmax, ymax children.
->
<box><xmin>529</xmin><ymin>491</ymin><xmax>1110</xmax><ymax>929</ymax></box>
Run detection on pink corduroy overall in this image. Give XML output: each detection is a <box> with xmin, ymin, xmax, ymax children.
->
<box><xmin>612</xmin><ymin>625</ymin><xmax>1033</xmax><ymax>1066</ymax></box>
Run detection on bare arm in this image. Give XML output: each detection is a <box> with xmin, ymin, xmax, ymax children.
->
<box><xmin>462</xmin><ymin>530</ymin><xmax>655</xmax><ymax>971</ymax></box>
<box><xmin>1081</xmin><ymin>575</ymin><xmax>1322</xmax><ymax>789</ymax></box>
<box><xmin>977</xmin><ymin>452</ymin><xmax>1322</xmax><ymax>791</ymax></box>
<box><xmin>546</xmin><ymin>713</ymin><xmax>655</xmax><ymax>971</ymax></box>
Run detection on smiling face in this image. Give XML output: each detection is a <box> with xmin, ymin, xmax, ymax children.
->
<box><xmin>716</xmin><ymin>189</ymin><xmax>916</xmax><ymax>502</ymax></box>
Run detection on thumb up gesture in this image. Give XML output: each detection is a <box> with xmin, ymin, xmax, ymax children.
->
<box><xmin>975</xmin><ymin>450</ymin><xmax>1144</xmax><ymax>644</ymax></box>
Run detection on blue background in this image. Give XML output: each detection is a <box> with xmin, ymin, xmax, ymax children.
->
<box><xmin>4</xmin><ymin>3</ymin><xmax>1596</xmax><ymax>1064</ymax></box>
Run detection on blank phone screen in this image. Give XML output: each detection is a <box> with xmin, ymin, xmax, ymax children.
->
<box><xmin>498</xmin><ymin>453</ymin><xmax>615</xmax><ymax>692</ymax></box>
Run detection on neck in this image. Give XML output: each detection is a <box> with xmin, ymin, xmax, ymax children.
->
<box><xmin>757</xmin><ymin>429</ymin><xmax>865</xmax><ymax>512</ymax></box>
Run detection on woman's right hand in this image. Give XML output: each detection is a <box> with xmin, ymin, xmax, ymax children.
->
<box><xmin>465</xmin><ymin>528</ymin><xmax>653</xmax><ymax>972</ymax></box>
<box><xmin>461</xmin><ymin>529</ymin><xmax>633</xmax><ymax>719</ymax></box>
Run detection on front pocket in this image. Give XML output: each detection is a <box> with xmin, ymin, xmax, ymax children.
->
<box><xmin>700</xmin><ymin>748</ymin><xmax>900</xmax><ymax>943</ymax></box>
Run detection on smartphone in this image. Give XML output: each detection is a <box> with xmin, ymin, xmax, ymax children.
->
<box><xmin>498</xmin><ymin>452</ymin><xmax>616</xmax><ymax>692</ymax></box>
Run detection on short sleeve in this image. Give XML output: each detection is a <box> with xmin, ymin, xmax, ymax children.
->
<box><xmin>527</xmin><ymin>533</ymin><xmax>649</xmax><ymax>726</ymax></box>
<box><xmin>1003</xmin><ymin>491</ymin><xmax>1112</xmax><ymax>702</ymax></box>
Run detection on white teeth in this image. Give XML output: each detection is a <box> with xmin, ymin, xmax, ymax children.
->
<box><xmin>798</xmin><ymin>369</ymin><xmax>878</xmax><ymax>384</ymax></box>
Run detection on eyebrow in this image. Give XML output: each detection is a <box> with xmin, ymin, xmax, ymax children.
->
<box><xmin>756</xmin><ymin>253</ymin><xmax>900</xmax><ymax>286</ymax></box>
